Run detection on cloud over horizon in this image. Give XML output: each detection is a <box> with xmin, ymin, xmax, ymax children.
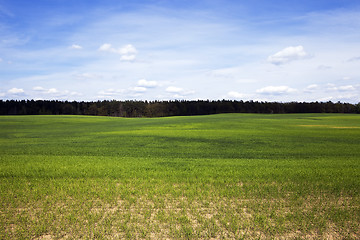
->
<box><xmin>137</xmin><ymin>79</ymin><xmax>158</xmax><ymax>88</ymax></box>
<box><xmin>256</xmin><ymin>86</ymin><xmax>297</xmax><ymax>95</ymax></box>
<box><xmin>8</xmin><ymin>88</ymin><xmax>25</xmax><ymax>94</ymax></box>
<box><xmin>0</xmin><ymin>1</ymin><xmax>359</xmax><ymax>103</ymax></box>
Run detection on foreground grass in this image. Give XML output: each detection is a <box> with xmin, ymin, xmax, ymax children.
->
<box><xmin>0</xmin><ymin>114</ymin><xmax>359</xmax><ymax>239</ymax></box>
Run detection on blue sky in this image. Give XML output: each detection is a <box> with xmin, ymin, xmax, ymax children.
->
<box><xmin>1</xmin><ymin>0</ymin><xmax>360</xmax><ymax>102</ymax></box>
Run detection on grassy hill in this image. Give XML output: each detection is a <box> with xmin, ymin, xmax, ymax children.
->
<box><xmin>1</xmin><ymin>114</ymin><xmax>359</xmax><ymax>239</ymax></box>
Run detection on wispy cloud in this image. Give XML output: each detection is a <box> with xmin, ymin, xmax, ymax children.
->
<box><xmin>30</xmin><ymin>86</ymin><xmax>83</xmax><ymax>100</ymax></box>
<box><xmin>98</xmin><ymin>89</ymin><xmax>125</xmax><ymax>96</ymax></box>
<box><xmin>347</xmin><ymin>56</ymin><xmax>360</xmax><ymax>62</ymax></box>
<box><xmin>267</xmin><ymin>46</ymin><xmax>310</xmax><ymax>65</ymax></box>
<box><xmin>0</xmin><ymin>4</ymin><xmax>14</xmax><ymax>17</ymax></box>
<box><xmin>256</xmin><ymin>86</ymin><xmax>297</xmax><ymax>95</ymax></box>
<box><xmin>130</xmin><ymin>87</ymin><xmax>147</xmax><ymax>93</ymax></box>
<box><xmin>165</xmin><ymin>86</ymin><xmax>195</xmax><ymax>99</ymax></box>
<box><xmin>73</xmin><ymin>73</ymin><xmax>102</xmax><ymax>80</ymax></box>
<box><xmin>8</xmin><ymin>88</ymin><xmax>24</xmax><ymax>94</ymax></box>
<box><xmin>317</xmin><ymin>65</ymin><xmax>332</xmax><ymax>70</ymax></box>
<box><xmin>137</xmin><ymin>79</ymin><xmax>158</xmax><ymax>88</ymax></box>
<box><xmin>33</xmin><ymin>86</ymin><xmax>58</xmax><ymax>94</ymax></box>
<box><xmin>227</xmin><ymin>91</ymin><xmax>247</xmax><ymax>99</ymax></box>
<box><xmin>166</xmin><ymin>86</ymin><xmax>183</xmax><ymax>93</ymax></box>
<box><xmin>97</xmin><ymin>85</ymin><xmax>152</xmax><ymax>99</ymax></box>
<box><xmin>1</xmin><ymin>1</ymin><xmax>360</xmax><ymax>103</ymax></box>
<box><xmin>70</xmin><ymin>44</ymin><xmax>83</xmax><ymax>50</ymax></box>
<box><xmin>327</xmin><ymin>84</ymin><xmax>356</xmax><ymax>92</ymax></box>
<box><xmin>99</xmin><ymin>43</ymin><xmax>137</xmax><ymax>61</ymax></box>
<box><xmin>304</xmin><ymin>84</ymin><xmax>319</xmax><ymax>93</ymax></box>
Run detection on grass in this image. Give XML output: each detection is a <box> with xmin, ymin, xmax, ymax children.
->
<box><xmin>0</xmin><ymin>113</ymin><xmax>359</xmax><ymax>239</ymax></box>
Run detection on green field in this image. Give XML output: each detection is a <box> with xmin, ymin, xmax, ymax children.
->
<box><xmin>0</xmin><ymin>114</ymin><xmax>359</xmax><ymax>239</ymax></box>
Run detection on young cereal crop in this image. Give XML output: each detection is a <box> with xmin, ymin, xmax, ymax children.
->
<box><xmin>0</xmin><ymin>114</ymin><xmax>359</xmax><ymax>239</ymax></box>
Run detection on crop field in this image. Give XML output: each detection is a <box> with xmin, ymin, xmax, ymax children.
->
<box><xmin>0</xmin><ymin>113</ymin><xmax>359</xmax><ymax>239</ymax></box>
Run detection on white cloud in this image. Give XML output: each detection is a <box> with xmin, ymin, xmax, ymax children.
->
<box><xmin>267</xmin><ymin>46</ymin><xmax>310</xmax><ymax>65</ymax></box>
<box><xmin>318</xmin><ymin>93</ymin><xmax>358</xmax><ymax>103</ymax></box>
<box><xmin>304</xmin><ymin>84</ymin><xmax>358</xmax><ymax>102</ymax></box>
<box><xmin>33</xmin><ymin>86</ymin><xmax>46</xmax><ymax>91</ymax></box>
<box><xmin>47</xmin><ymin>88</ymin><xmax>58</xmax><ymax>94</ymax></box>
<box><xmin>120</xmin><ymin>55</ymin><xmax>136</xmax><ymax>61</ymax></box>
<box><xmin>33</xmin><ymin>86</ymin><xmax>58</xmax><ymax>94</ymax></box>
<box><xmin>117</xmin><ymin>44</ymin><xmax>137</xmax><ymax>55</ymax></box>
<box><xmin>8</xmin><ymin>88</ymin><xmax>24</xmax><ymax>94</ymax></box>
<box><xmin>326</xmin><ymin>83</ymin><xmax>336</xmax><ymax>89</ymax></box>
<box><xmin>70</xmin><ymin>44</ymin><xmax>83</xmax><ymax>49</ymax></box>
<box><xmin>2</xmin><ymin>3</ymin><xmax>360</xmax><ymax>103</ymax></box>
<box><xmin>227</xmin><ymin>91</ymin><xmax>246</xmax><ymax>99</ymax></box>
<box><xmin>304</xmin><ymin>84</ymin><xmax>318</xmax><ymax>93</ymax></box>
<box><xmin>166</xmin><ymin>86</ymin><xmax>184</xmax><ymax>93</ymax></box>
<box><xmin>98</xmin><ymin>86</ymin><xmax>147</xmax><ymax>99</ymax></box>
<box><xmin>256</xmin><ymin>86</ymin><xmax>297</xmax><ymax>95</ymax></box>
<box><xmin>327</xmin><ymin>84</ymin><xmax>356</xmax><ymax>92</ymax></box>
<box><xmin>98</xmin><ymin>89</ymin><xmax>125</xmax><ymax>96</ymax></box>
<box><xmin>307</xmin><ymin>84</ymin><xmax>318</xmax><ymax>89</ymax></box>
<box><xmin>99</xmin><ymin>43</ymin><xmax>112</xmax><ymax>52</ymax></box>
<box><xmin>130</xmin><ymin>87</ymin><xmax>147</xmax><ymax>93</ymax></box>
<box><xmin>64</xmin><ymin>90</ymin><xmax>82</xmax><ymax>97</ymax></box>
<box><xmin>99</xmin><ymin>43</ymin><xmax>137</xmax><ymax>61</ymax></box>
<box><xmin>337</xmin><ymin>93</ymin><xmax>358</xmax><ymax>100</ymax></box>
<box><xmin>338</xmin><ymin>85</ymin><xmax>356</xmax><ymax>91</ymax></box>
<box><xmin>31</xmin><ymin>88</ymin><xmax>84</xmax><ymax>100</ymax></box>
<box><xmin>70</xmin><ymin>92</ymin><xmax>82</xmax><ymax>96</ymax></box>
<box><xmin>165</xmin><ymin>86</ymin><xmax>195</xmax><ymax>97</ymax></box>
<box><xmin>137</xmin><ymin>79</ymin><xmax>158</xmax><ymax>88</ymax></box>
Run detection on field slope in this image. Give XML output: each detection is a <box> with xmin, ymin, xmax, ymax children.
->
<box><xmin>0</xmin><ymin>114</ymin><xmax>359</xmax><ymax>239</ymax></box>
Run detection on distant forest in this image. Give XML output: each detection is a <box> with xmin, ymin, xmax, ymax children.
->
<box><xmin>1</xmin><ymin>100</ymin><xmax>359</xmax><ymax>117</ymax></box>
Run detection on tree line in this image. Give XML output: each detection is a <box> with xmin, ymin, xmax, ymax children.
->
<box><xmin>0</xmin><ymin>100</ymin><xmax>359</xmax><ymax>117</ymax></box>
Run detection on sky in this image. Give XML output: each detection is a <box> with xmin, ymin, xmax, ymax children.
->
<box><xmin>1</xmin><ymin>0</ymin><xmax>360</xmax><ymax>103</ymax></box>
